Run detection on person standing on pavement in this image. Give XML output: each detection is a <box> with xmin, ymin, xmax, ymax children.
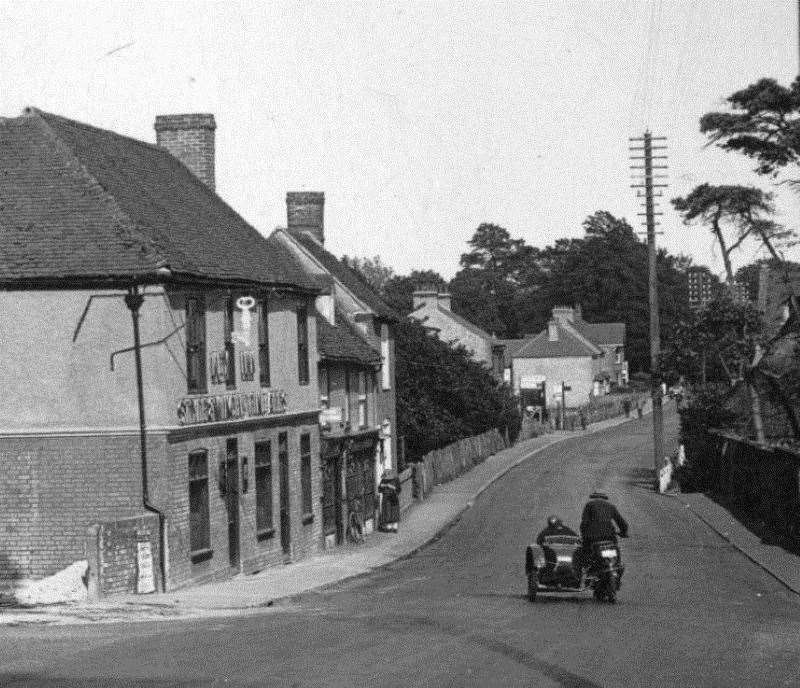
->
<box><xmin>378</xmin><ymin>470</ymin><xmax>401</xmax><ymax>532</ymax></box>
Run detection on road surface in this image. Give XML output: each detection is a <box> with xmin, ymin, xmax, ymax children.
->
<box><xmin>3</xmin><ymin>409</ymin><xmax>799</xmax><ymax>687</ymax></box>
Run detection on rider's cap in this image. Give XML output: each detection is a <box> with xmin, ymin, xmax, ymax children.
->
<box><xmin>589</xmin><ymin>491</ymin><xmax>609</xmax><ymax>500</ymax></box>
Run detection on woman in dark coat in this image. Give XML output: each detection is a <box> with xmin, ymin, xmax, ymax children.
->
<box><xmin>378</xmin><ymin>470</ymin><xmax>401</xmax><ymax>532</ymax></box>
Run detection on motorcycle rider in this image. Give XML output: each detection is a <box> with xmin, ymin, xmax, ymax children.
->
<box><xmin>536</xmin><ymin>515</ymin><xmax>577</xmax><ymax>545</ymax></box>
<box><xmin>579</xmin><ymin>491</ymin><xmax>628</xmax><ymax>574</ymax></box>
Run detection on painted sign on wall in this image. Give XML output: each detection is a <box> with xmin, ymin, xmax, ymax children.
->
<box><xmin>177</xmin><ymin>390</ymin><xmax>287</xmax><ymax>426</ymax></box>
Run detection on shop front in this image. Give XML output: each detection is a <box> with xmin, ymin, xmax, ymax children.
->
<box><xmin>320</xmin><ymin>430</ymin><xmax>379</xmax><ymax>548</ymax></box>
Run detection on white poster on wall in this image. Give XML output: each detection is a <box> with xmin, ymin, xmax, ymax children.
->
<box><xmin>136</xmin><ymin>541</ymin><xmax>156</xmax><ymax>594</ymax></box>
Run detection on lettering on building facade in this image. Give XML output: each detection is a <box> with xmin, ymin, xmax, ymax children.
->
<box><xmin>177</xmin><ymin>390</ymin><xmax>287</xmax><ymax>426</ymax></box>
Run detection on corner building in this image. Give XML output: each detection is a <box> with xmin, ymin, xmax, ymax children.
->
<box><xmin>0</xmin><ymin>109</ymin><xmax>324</xmax><ymax>594</ymax></box>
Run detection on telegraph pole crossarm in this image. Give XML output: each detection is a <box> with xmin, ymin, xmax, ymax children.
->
<box><xmin>629</xmin><ymin>130</ymin><xmax>666</xmax><ymax>487</ymax></box>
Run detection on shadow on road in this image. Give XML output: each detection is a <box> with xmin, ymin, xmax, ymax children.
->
<box><xmin>708</xmin><ymin>492</ymin><xmax>800</xmax><ymax>558</ymax></box>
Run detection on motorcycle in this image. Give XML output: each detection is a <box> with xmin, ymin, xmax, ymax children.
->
<box><xmin>525</xmin><ymin>534</ymin><xmax>625</xmax><ymax>604</ymax></box>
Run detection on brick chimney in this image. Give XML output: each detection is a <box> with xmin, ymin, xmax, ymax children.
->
<box><xmin>552</xmin><ymin>306</ymin><xmax>575</xmax><ymax>323</ymax></box>
<box><xmin>287</xmin><ymin>192</ymin><xmax>325</xmax><ymax>244</ymax></box>
<box><xmin>548</xmin><ymin>320</ymin><xmax>559</xmax><ymax>342</ymax></box>
<box><xmin>154</xmin><ymin>114</ymin><xmax>216</xmax><ymax>190</ymax></box>
<box><xmin>412</xmin><ymin>289</ymin><xmax>438</xmax><ymax>311</ymax></box>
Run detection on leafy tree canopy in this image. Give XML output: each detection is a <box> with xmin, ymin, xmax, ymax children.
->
<box><xmin>382</xmin><ymin>269</ymin><xmax>446</xmax><ymax>316</ymax></box>
<box><xmin>700</xmin><ymin>76</ymin><xmax>800</xmax><ymax>179</ymax></box>
<box><xmin>672</xmin><ymin>184</ymin><xmax>775</xmax><ymax>284</ymax></box>
<box><xmin>341</xmin><ymin>255</ymin><xmax>395</xmax><ymax>293</ymax></box>
<box><xmin>393</xmin><ymin>318</ymin><xmax>519</xmax><ymax>459</ymax></box>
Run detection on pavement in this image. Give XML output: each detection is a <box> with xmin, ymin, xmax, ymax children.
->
<box><xmin>3</xmin><ymin>399</ymin><xmax>799</xmax><ymax>626</ymax></box>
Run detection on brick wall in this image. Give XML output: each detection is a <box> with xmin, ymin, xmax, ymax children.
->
<box><xmin>0</xmin><ymin>433</ymin><xmax>147</xmax><ymax>583</ymax></box>
<box><xmin>164</xmin><ymin>415</ymin><xmax>323</xmax><ymax>590</ymax></box>
<box><xmin>87</xmin><ymin>513</ymin><xmax>161</xmax><ymax>596</ymax></box>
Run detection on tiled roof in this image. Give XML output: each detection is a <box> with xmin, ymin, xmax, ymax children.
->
<box><xmin>0</xmin><ymin>109</ymin><xmax>318</xmax><ymax>291</ymax></box>
<box><xmin>572</xmin><ymin>319</ymin><xmax>625</xmax><ymax>346</ymax></box>
<box><xmin>316</xmin><ymin>309</ymin><xmax>381</xmax><ymax>365</ymax></box>
<box><xmin>497</xmin><ymin>338</ymin><xmax>528</xmax><ymax>367</ymax></box>
<box><xmin>514</xmin><ymin>322</ymin><xmax>600</xmax><ymax>358</ymax></box>
<box><xmin>293</xmin><ymin>233</ymin><xmax>398</xmax><ymax>320</ymax></box>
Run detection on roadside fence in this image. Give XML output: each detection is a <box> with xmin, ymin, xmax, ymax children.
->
<box><xmin>410</xmin><ymin>428</ymin><xmax>507</xmax><ymax>500</ymax></box>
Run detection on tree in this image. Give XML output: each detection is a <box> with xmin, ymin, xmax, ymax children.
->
<box><xmin>340</xmin><ymin>255</ymin><xmax>395</xmax><ymax>293</ymax></box>
<box><xmin>382</xmin><ymin>269</ymin><xmax>446</xmax><ymax>316</ymax></box>
<box><xmin>528</xmin><ymin>211</ymin><xmax>691</xmax><ymax>373</ymax></box>
<box><xmin>450</xmin><ymin>223</ymin><xmax>541</xmax><ymax>338</ymax></box>
<box><xmin>700</xmin><ymin>77</ymin><xmax>800</xmax><ymax>182</ymax></box>
<box><xmin>393</xmin><ymin>318</ymin><xmax>520</xmax><ymax>459</ymax></box>
<box><xmin>671</xmin><ymin>184</ymin><xmax>774</xmax><ymax>286</ymax></box>
<box><xmin>661</xmin><ymin>294</ymin><xmax>764</xmax><ymax>387</ymax></box>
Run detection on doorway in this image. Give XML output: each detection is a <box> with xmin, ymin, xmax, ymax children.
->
<box><xmin>278</xmin><ymin>432</ymin><xmax>291</xmax><ymax>557</ymax></box>
<box><xmin>225</xmin><ymin>438</ymin><xmax>240</xmax><ymax>569</ymax></box>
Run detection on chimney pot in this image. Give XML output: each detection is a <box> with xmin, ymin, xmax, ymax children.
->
<box><xmin>412</xmin><ymin>289</ymin><xmax>438</xmax><ymax>311</ymax></box>
<box><xmin>154</xmin><ymin>113</ymin><xmax>216</xmax><ymax>190</ymax></box>
<box><xmin>548</xmin><ymin>321</ymin><xmax>559</xmax><ymax>342</ymax></box>
<box><xmin>287</xmin><ymin>191</ymin><xmax>325</xmax><ymax>244</ymax></box>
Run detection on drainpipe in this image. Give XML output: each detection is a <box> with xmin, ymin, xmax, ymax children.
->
<box><xmin>125</xmin><ymin>286</ymin><xmax>168</xmax><ymax>593</ymax></box>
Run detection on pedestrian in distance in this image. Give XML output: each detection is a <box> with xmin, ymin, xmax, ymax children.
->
<box><xmin>636</xmin><ymin>398</ymin><xmax>643</xmax><ymax>419</ymax></box>
<box><xmin>622</xmin><ymin>398</ymin><xmax>631</xmax><ymax>418</ymax></box>
<box><xmin>378</xmin><ymin>469</ymin><xmax>402</xmax><ymax>533</ymax></box>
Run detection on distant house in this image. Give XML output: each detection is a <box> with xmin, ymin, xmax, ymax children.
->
<box><xmin>511</xmin><ymin>306</ymin><xmax>626</xmax><ymax>410</ymax></box>
<box><xmin>409</xmin><ymin>289</ymin><xmax>505</xmax><ymax>378</ymax></box>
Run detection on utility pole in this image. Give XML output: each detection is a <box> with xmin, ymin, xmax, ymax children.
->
<box><xmin>630</xmin><ymin>131</ymin><xmax>667</xmax><ymax>482</ymax></box>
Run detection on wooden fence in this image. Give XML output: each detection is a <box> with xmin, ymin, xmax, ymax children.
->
<box><xmin>705</xmin><ymin>430</ymin><xmax>800</xmax><ymax>541</ymax></box>
<box><xmin>411</xmin><ymin>428</ymin><xmax>507</xmax><ymax>500</ymax></box>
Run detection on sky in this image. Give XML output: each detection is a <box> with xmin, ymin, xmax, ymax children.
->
<box><xmin>1</xmin><ymin>0</ymin><xmax>798</xmax><ymax>280</ymax></box>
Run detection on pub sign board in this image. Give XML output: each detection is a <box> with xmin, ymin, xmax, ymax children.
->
<box><xmin>177</xmin><ymin>390</ymin><xmax>287</xmax><ymax>426</ymax></box>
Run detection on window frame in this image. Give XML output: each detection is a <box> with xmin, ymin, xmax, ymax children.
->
<box><xmin>188</xmin><ymin>449</ymin><xmax>212</xmax><ymax>562</ymax></box>
<box><xmin>254</xmin><ymin>440</ymin><xmax>274</xmax><ymax>540</ymax></box>
<box><xmin>297</xmin><ymin>306</ymin><xmax>310</xmax><ymax>386</ymax></box>
<box><xmin>258</xmin><ymin>299</ymin><xmax>271</xmax><ymax>388</ymax></box>
<box><xmin>357</xmin><ymin>370</ymin><xmax>367</xmax><ymax>428</ymax></box>
<box><xmin>185</xmin><ymin>296</ymin><xmax>207</xmax><ymax>395</ymax></box>
<box><xmin>300</xmin><ymin>433</ymin><xmax>313</xmax><ymax>524</ymax></box>
<box><xmin>224</xmin><ymin>297</ymin><xmax>237</xmax><ymax>390</ymax></box>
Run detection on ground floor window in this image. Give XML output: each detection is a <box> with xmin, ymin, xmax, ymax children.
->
<box><xmin>255</xmin><ymin>440</ymin><xmax>273</xmax><ymax>539</ymax></box>
<box><xmin>300</xmin><ymin>433</ymin><xmax>313</xmax><ymax>523</ymax></box>
<box><xmin>188</xmin><ymin>449</ymin><xmax>211</xmax><ymax>561</ymax></box>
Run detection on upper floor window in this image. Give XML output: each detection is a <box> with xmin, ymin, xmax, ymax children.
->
<box><xmin>186</xmin><ymin>297</ymin><xmax>207</xmax><ymax>394</ymax></box>
<box><xmin>319</xmin><ymin>366</ymin><xmax>330</xmax><ymax>409</ymax></box>
<box><xmin>380</xmin><ymin>324</ymin><xmax>391</xmax><ymax>390</ymax></box>
<box><xmin>224</xmin><ymin>297</ymin><xmax>237</xmax><ymax>389</ymax></box>
<box><xmin>357</xmin><ymin>371</ymin><xmax>368</xmax><ymax>428</ymax></box>
<box><xmin>297</xmin><ymin>306</ymin><xmax>310</xmax><ymax>385</ymax></box>
<box><xmin>258</xmin><ymin>299</ymin><xmax>271</xmax><ymax>388</ymax></box>
<box><xmin>344</xmin><ymin>370</ymin><xmax>351</xmax><ymax>424</ymax></box>
<box><xmin>615</xmin><ymin>348</ymin><xmax>623</xmax><ymax>364</ymax></box>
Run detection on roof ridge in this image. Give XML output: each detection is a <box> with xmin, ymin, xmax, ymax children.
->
<box><xmin>436</xmin><ymin>304</ymin><xmax>491</xmax><ymax>338</ymax></box>
<box><xmin>559</xmin><ymin>320</ymin><xmax>602</xmax><ymax>354</ymax></box>
<box><xmin>29</xmin><ymin>109</ymin><xmax>168</xmax><ymax>271</ymax></box>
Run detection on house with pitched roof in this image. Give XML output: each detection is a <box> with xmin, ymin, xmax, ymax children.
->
<box><xmin>511</xmin><ymin>306</ymin><xmax>626</xmax><ymax>410</ymax></box>
<box><xmin>0</xmin><ymin>109</ymin><xmax>326</xmax><ymax>595</ymax></box>
<box><xmin>409</xmin><ymin>289</ymin><xmax>505</xmax><ymax>378</ymax></box>
<box><xmin>270</xmin><ymin>193</ymin><xmax>399</xmax><ymax>546</ymax></box>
